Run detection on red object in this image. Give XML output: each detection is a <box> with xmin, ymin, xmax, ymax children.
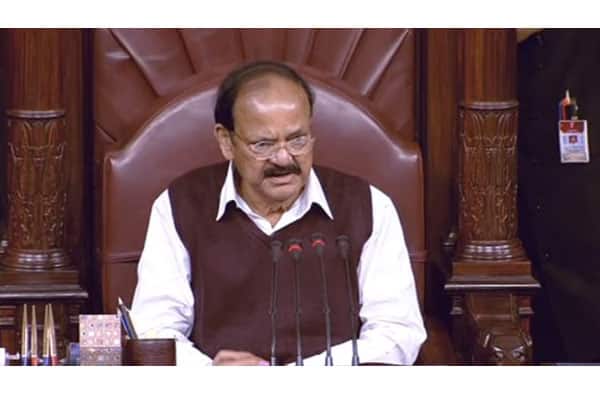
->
<box><xmin>288</xmin><ymin>243</ymin><xmax>302</xmax><ymax>253</ymax></box>
<box><xmin>311</xmin><ymin>239</ymin><xmax>326</xmax><ymax>248</ymax></box>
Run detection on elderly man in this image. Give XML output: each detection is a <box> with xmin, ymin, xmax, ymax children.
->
<box><xmin>131</xmin><ymin>61</ymin><xmax>426</xmax><ymax>366</ymax></box>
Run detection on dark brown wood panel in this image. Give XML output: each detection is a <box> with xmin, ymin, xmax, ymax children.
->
<box><xmin>61</xmin><ymin>29</ymin><xmax>95</xmax><ymax>310</ymax></box>
<box><xmin>423</xmin><ymin>29</ymin><xmax>461</xmax><ymax>316</ymax></box>
<box><xmin>0</xmin><ymin>306</ymin><xmax>16</xmax><ymax>354</ymax></box>
<box><xmin>0</xmin><ymin>29</ymin><xmax>8</xmax><ymax>250</ymax></box>
<box><xmin>7</xmin><ymin>29</ymin><xmax>61</xmax><ymax>109</ymax></box>
<box><xmin>464</xmin><ymin>29</ymin><xmax>517</xmax><ymax>101</ymax></box>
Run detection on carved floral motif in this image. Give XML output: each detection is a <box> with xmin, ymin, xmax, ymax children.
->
<box><xmin>457</xmin><ymin>102</ymin><xmax>525</xmax><ymax>260</ymax></box>
<box><xmin>2</xmin><ymin>111</ymin><xmax>69</xmax><ymax>268</ymax></box>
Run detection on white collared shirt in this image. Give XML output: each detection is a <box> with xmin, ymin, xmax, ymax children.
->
<box><xmin>131</xmin><ymin>162</ymin><xmax>426</xmax><ymax>365</ymax></box>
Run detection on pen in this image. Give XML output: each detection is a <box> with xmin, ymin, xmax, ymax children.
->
<box><xmin>559</xmin><ymin>90</ymin><xmax>570</xmax><ymax>120</ymax></box>
<box><xmin>42</xmin><ymin>304</ymin><xmax>49</xmax><ymax>366</ymax></box>
<box><xmin>48</xmin><ymin>304</ymin><xmax>58</xmax><ymax>366</ymax></box>
<box><xmin>31</xmin><ymin>305</ymin><xmax>38</xmax><ymax>366</ymax></box>
<box><xmin>559</xmin><ymin>89</ymin><xmax>578</xmax><ymax>120</ymax></box>
<box><xmin>117</xmin><ymin>297</ymin><xmax>138</xmax><ymax>339</ymax></box>
<box><xmin>21</xmin><ymin>304</ymin><xmax>29</xmax><ymax>366</ymax></box>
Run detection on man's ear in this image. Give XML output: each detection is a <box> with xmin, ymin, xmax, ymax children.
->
<box><xmin>214</xmin><ymin>124</ymin><xmax>234</xmax><ymax>160</ymax></box>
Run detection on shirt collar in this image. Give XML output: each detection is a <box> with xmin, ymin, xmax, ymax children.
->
<box><xmin>216</xmin><ymin>161</ymin><xmax>333</xmax><ymax>221</ymax></box>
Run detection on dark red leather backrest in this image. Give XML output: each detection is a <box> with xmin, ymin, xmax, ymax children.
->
<box><xmin>94</xmin><ymin>29</ymin><xmax>425</xmax><ymax>313</ymax></box>
<box><xmin>94</xmin><ymin>29</ymin><xmax>416</xmax><ymax>159</ymax></box>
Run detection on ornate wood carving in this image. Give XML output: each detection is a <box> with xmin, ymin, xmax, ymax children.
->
<box><xmin>2</xmin><ymin>110</ymin><xmax>70</xmax><ymax>269</ymax></box>
<box><xmin>463</xmin><ymin>293</ymin><xmax>532</xmax><ymax>364</ymax></box>
<box><xmin>445</xmin><ymin>29</ymin><xmax>539</xmax><ymax>365</ymax></box>
<box><xmin>0</xmin><ymin>29</ymin><xmax>71</xmax><ymax>270</ymax></box>
<box><xmin>457</xmin><ymin>101</ymin><xmax>526</xmax><ymax>260</ymax></box>
<box><xmin>448</xmin><ymin>292</ymin><xmax>535</xmax><ymax>364</ymax></box>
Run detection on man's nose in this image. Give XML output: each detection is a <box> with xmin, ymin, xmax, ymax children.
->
<box><xmin>269</xmin><ymin>144</ymin><xmax>293</xmax><ymax>164</ymax></box>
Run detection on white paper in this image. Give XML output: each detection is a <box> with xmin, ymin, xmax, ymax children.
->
<box><xmin>558</xmin><ymin>120</ymin><xmax>590</xmax><ymax>163</ymax></box>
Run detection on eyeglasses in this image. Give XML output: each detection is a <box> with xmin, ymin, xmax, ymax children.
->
<box><xmin>231</xmin><ymin>132</ymin><xmax>315</xmax><ymax>161</ymax></box>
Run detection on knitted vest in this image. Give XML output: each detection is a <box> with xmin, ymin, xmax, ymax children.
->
<box><xmin>169</xmin><ymin>162</ymin><xmax>372</xmax><ymax>364</ymax></box>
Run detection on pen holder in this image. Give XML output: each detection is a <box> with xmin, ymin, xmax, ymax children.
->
<box><xmin>122</xmin><ymin>338</ymin><xmax>176</xmax><ymax>366</ymax></box>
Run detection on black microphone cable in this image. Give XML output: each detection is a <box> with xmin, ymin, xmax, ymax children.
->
<box><xmin>336</xmin><ymin>235</ymin><xmax>360</xmax><ymax>366</ymax></box>
<box><xmin>269</xmin><ymin>240</ymin><xmax>283</xmax><ymax>366</ymax></box>
<box><xmin>311</xmin><ymin>233</ymin><xmax>333</xmax><ymax>366</ymax></box>
<box><xmin>287</xmin><ymin>238</ymin><xmax>304</xmax><ymax>366</ymax></box>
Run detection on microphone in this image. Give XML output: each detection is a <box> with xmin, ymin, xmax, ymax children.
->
<box><xmin>336</xmin><ymin>235</ymin><xmax>360</xmax><ymax>366</ymax></box>
<box><xmin>269</xmin><ymin>240</ymin><xmax>283</xmax><ymax>366</ymax></box>
<box><xmin>287</xmin><ymin>238</ymin><xmax>304</xmax><ymax>366</ymax></box>
<box><xmin>311</xmin><ymin>233</ymin><xmax>333</xmax><ymax>366</ymax></box>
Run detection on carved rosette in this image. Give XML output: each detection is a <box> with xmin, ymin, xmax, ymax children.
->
<box><xmin>1</xmin><ymin>109</ymin><xmax>70</xmax><ymax>269</ymax></box>
<box><xmin>456</xmin><ymin>101</ymin><xmax>526</xmax><ymax>261</ymax></box>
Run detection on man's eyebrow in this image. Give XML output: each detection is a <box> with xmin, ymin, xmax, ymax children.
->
<box><xmin>249</xmin><ymin>129</ymin><xmax>307</xmax><ymax>142</ymax></box>
<box><xmin>249</xmin><ymin>132</ymin><xmax>277</xmax><ymax>142</ymax></box>
<box><xmin>285</xmin><ymin>129</ymin><xmax>308</xmax><ymax>139</ymax></box>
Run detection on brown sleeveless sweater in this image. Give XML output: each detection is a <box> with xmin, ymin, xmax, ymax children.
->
<box><xmin>169</xmin><ymin>162</ymin><xmax>372</xmax><ymax>364</ymax></box>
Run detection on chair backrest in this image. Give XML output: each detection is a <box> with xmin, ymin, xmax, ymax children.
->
<box><xmin>94</xmin><ymin>29</ymin><xmax>425</xmax><ymax>313</ymax></box>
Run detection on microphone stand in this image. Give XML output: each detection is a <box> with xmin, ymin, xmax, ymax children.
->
<box><xmin>336</xmin><ymin>235</ymin><xmax>360</xmax><ymax>366</ymax></box>
<box><xmin>311</xmin><ymin>233</ymin><xmax>333</xmax><ymax>366</ymax></box>
<box><xmin>269</xmin><ymin>240</ymin><xmax>283</xmax><ymax>366</ymax></box>
<box><xmin>287</xmin><ymin>238</ymin><xmax>304</xmax><ymax>366</ymax></box>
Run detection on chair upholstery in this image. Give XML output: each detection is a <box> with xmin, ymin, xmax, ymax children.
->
<box><xmin>94</xmin><ymin>29</ymin><xmax>417</xmax><ymax>156</ymax></box>
<box><xmin>100</xmin><ymin>72</ymin><xmax>426</xmax><ymax>307</ymax></box>
<box><xmin>94</xmin><ymin>28</ymin><xmax>454</xmax><ymax>364</ymax></box>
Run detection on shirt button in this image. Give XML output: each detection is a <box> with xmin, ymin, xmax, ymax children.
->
<box><xmin>537</xmin><ymin>62</ymin><xmax>544</xmax><ymax>71</ymax></box>
<box><xmin>536</xmin><ymin>33</ymin><xmax>544</xmax><ymax>46</ymax></box>
<box><xmin>544</xmin><ymin>252</ymin><xmax>551</xmax><ymax>260</ymax></box>
<box><xmin>535</xmin><ymin>204</ymin><xmax>542</xmax><ymax>212</ymax></box>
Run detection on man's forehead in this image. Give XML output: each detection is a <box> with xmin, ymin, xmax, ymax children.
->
<box><xmin>239</xmin><ymin>74</ymin><xmax>276</xmax><ymax>92</ymax></box>
<box><xmin>237</xmin><ymin>74</ymin><xmax>308</xmax><ymax>103</ymax></box>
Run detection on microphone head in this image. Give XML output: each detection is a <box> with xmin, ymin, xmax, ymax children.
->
<box><xmin>286</xmin><ymin>238</ymin><xmax>303</xmax><ymax>262</ymax></box>
<box><xmin>336</xmin><ymin>235</ymin><xmax>350</xmax><ymax>259</ymax></box>
<box><xmin>311</xmin><ymin>233</ymin><xmax>326</xmax><ymax>255</ymax></box>
<box><xmin>270</xmin><ymin>240</ymin><xmax>283</xmax><ymax>263</ymax></box>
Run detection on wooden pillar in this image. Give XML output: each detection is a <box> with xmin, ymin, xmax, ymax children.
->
<box><xmin>2</xmin><ymin>29</ymin><xmax>70</xmax><ymax>269</ymax></box>
<box><xmin>446</xmin><ymin>29</ymin><xmax>539</xmax><ymax>364</ymax></box>
<box><xmin>455</xmin><ymin>29</ymin><xmax>526</xmax><ymax>261</ymax></box>
<box><xmin>0</xmin><ymin>29</ymin><xmax>87</xmax><ymax>363</ymax></box>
